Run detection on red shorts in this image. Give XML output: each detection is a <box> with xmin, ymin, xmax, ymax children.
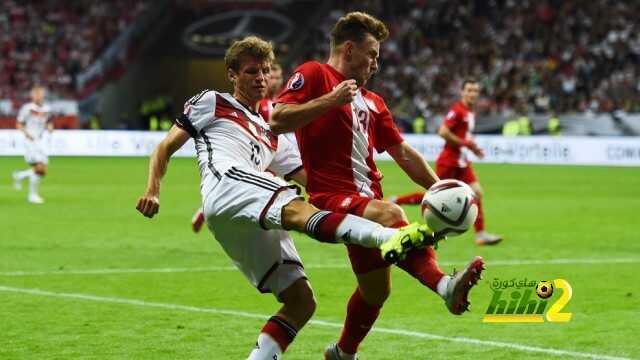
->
<box><xmin>435</xmin><ymin>163</ymin><xmax>478</xmax><ymax>184</ymax></box>
<box><xmin>309</xmin><ymin>193</ymin><xmax>391</xmax><ymax>274</ymax></box>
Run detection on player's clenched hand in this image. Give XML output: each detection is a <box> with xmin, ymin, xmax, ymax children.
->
<box><xmin>136</xmin><ymin>194</ymin><xmax>160</xmax><ymax>218</ymax></box>
<box><xmin>472</xmin><ymin>147</ymin><xmax>485</xmax><ymax>159</ymax></box>
<box><xmin>329</xmin><ymin>79</ymin><xmax>358</xmax><ymax>106</ymax></box>
<box><xmin>464</xmin><ymin>139</ymin><xmax>485</xmax><ymax>159</ymax></box>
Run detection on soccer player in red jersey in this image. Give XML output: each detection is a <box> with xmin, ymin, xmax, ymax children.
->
<box><xmin>391</xmin><ymin>79</ymin><xmax>503</xmax><ymax>246</ymax></box>
<box><xmin>271</xmin><ymin>12</ymin><xmax>484</xmax><ymax>360</ymax></box>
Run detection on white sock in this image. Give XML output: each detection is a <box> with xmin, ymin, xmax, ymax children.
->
<box><xmin>437</xmin><ymin>275</ymin><xmax>451</xmax><ymax>298</ymax></box>
<box><xmin>336</xmin><ymin>214</ymin><xmax>397</xmax><ymax>247</ymax></box>
<box><xmin>305</xmin><ymin>211</ymin><xmax>399</xmax><ymax>248</ymax></box>
<box><xmin>247</xmin><ymin>333</ymin><xmax>282</xmax><ymax>360</ymax></box>
<box><xmin>15</xmin><ymin>169</ymin><xmax>34</xmax><ymax>180</ymax></box>
<box><xmin>29</xmin><ymin>173</ymin><xmax>41</xmax><ymax>196</ymax></box>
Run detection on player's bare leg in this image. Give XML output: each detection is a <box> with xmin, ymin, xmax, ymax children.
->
<box><xmin>469</xmin><ymin>182</ymin><xmax>502</xmax><ymax>245</ymax></box>
<box><xmin>248</xmin><ymin>278</ymin><xmax>315</xmax><ymax>359</ymax></box>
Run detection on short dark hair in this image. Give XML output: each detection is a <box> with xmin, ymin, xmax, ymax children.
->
<box><xmin>330</xmin><ymin>12</ymin><xmax>389</xmax><ymax>49</ymax></box>
<box><xmin>224</xmin><ymin>36</ymin><xmax>274</xmax><ymax>71</ymax></box>
<box><xmin>461</xmin><ymin>78</ymin><xmax>479</xmax><ymax>89</ymax></box>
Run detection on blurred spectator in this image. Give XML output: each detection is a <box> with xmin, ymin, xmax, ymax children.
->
<box><xmin>302</xmin><ymin>0</ymin><xmax>640</xmax><ymax>118</ymax></box>
<box><xmin>0</xmin><ymin>0</ymin><xmax>147</xmax><ymax>108</ymax></box>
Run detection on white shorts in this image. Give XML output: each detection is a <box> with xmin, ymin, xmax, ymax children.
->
<box><xmin>203</xmin><ymin>166</ymin><xmax>306</xmax><ymax>296</ymax></box>
<box><xmin>24</xmin><ymin>140</ymin><xmax>48</xmax><ymax>165</ymax></box>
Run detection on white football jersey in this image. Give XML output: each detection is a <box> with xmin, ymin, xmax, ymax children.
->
<box><xmin>175</xmin><ymin>90</ymin><xmax>302</xmax><ymax>198</ymax></box>
<box><xmin>17</xmin><ymin>102</ymin><xmax>51</xmax><ymax>140</ymax></box>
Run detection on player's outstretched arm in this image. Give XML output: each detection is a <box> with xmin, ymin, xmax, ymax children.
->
<box><xmin>438</xmin><ymin>124</ymin><xmax>484</xmax><ymax>158</ymax></box>
<box><xmin>387</xmin><ymin>141</ymin><xmax>439</xmax><ymax>189</ymax></box>
<box><xmin>136</xmin><ymin>126</ymin><xmax>190</xmax><ymax>218</ymax></box>
<box><xmin>270</xmin><ymin>79</ymin><xmax>357</xmax><ymax>134</ymax></box>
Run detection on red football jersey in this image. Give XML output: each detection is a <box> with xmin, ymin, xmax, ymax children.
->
<box><xmin>258</xmin><ymin>98</ymin><xmax>274</xmax><ymax>123</ymax></box>
<box><xmin>436</xmin><ymin>101</ymin><xmax>476</xmax><ymax>168</ymax></box>
<box><xmin>276</xmin><ymin>61</ymin><xmax>403</xmax><ymax>199</ymax></box>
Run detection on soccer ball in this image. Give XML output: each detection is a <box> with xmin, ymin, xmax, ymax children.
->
<box><xmin>536</xmin><ymin>281</ymin><xmax>554</xmax><ymax>299</ymax></box>
<box><xmin>421</xmin><ymin>179</ymin><xmax>478</xmax><ymax>237</ymax></box>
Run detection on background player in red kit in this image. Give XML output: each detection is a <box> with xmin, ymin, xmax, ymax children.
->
<box><xmin>271</xmin><ymin>12</ymin><xmax>484</xmax><ymax>360</ymax></box>
<box><xmin>391</xmin><ymin>79</ymin><xmax>503</xmax><ymax>246</ymax></box>
<box><xmin>258</xmin><ymin>62</ymin><xmax>283</xmax><ymax>121</ymax></box>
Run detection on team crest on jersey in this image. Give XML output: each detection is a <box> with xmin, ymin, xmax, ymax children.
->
<box><xmin>287</xmin><ymin>72</ymin><xmax>304</xmax><ymax>90</ymax></box>
<box><xmin>446</xmin><ymin>110</ymin><xmax>455</xmax><ymax>120</ymax></box>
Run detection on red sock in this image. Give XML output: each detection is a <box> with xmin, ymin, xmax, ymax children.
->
<box><xmin>474</xmin><ymin>198</ymin><xmax>485</xmax><ymax>232</ymax></box>
<box><xmin>393</xmin><ymin>192</ymin><xmax>424</xmax><ymax>205</ymax></box>
<box><xmin>337</xmin><ymin>288</ymin><xmax>381</xmax><ymax>354</ymax></box>
<box><xmin>393</xmin><ymin>220</ymin><xmax>445</xmax><ymax>292</ymax></box>
<box><xmin>261</xmin><ymin>316</ymin><xmax>297</xmax><ymax>352</ymax></box>
<box><xmin>305</xmin><ymin>211</ymin><xmax>347</xmax><ymax>243</ymax></box>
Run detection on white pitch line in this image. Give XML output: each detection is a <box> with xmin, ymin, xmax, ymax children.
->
<box><xmin>0</xmin><ymin>285</ymin><xmax>631</xmax><ymax>360</ymax></box>
<box><xmin>0</xmin><ymin>258</ymin><xmax>638</xmax><ymax>277</ymax></box>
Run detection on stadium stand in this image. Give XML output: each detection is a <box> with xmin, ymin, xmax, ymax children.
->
<box><xmin>301</xmin><ymin>0</ymin><xmax>640</xmax><ymax>122</ymax></box>
<box><xmin>1</xmin><ymin>0</ymin><xmax>638</xmax><ymax>134</ymax></box>
<box><xmin>0</xmin><ymin>0</ymin><xmax>148</xmax><ymax>123</ymax></box>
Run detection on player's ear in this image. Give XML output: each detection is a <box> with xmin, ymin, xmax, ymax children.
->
<box><xmin>344</xmin><ymin>41</ymin><xmax>354</xmax><ymax>61</ymax></box>
<box><xmin>227</xmin><ymin>68</ymin><xmax>237</xmax><ymax>84</ymax></box>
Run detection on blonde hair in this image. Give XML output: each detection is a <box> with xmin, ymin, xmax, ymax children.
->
<box><xmin>330</xmin><ymin>12</ymin><xmax>389</xmax><ymax>49</ymax></box>
<box><xmin>31</xmin><ymin>85</ymin><xmax>45</xmax><ymax>93</ymax></box>
<box><xmin>224</xmin><ymin>36</ymin><xmax>275</xmax><ymax>71</ymax></box>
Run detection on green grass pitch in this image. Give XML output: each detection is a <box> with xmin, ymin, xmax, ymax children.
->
<box><xmin>1</xmin><ymin>156</ymin><xmax>639</xmax><ymax>359</ymax></box>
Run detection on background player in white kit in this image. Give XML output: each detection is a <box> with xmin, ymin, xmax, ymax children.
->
<box><xmin>12</xmin><ymin>85</ymin><xmax>52</xmax><ymax>204</ymax></box>
<box><xmin>136</xmin><ymin>36</ymin><xmax>434</xmax><ymax>360</ymax></box>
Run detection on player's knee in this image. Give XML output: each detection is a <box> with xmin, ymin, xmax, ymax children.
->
<box><xmin>283</xmin><ymin>280</ymin><xmax>316</xmax><ymax>321</ymax></box>
<box><xmin>365</xmin><ymin>201</ymin><xmax>406</xmax><ymax>227</ymax></box>
<box><xmin>377</xmin><ymin>203</ymin><xmax>406</xmax><ymax>227</ymax></box>
<box><xmin>387</xmin><ymin>203</ymin><xmax>406</xmax><ymax>225</ymax></box>
<box><xmin>359</xmin><ymin>283</ymin><xmax>390</xmax><ymax>306</ymax></box>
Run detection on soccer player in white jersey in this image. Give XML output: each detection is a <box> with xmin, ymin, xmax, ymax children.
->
<box><xmin>136</xmin><ymin>36</ymin><xmax>436</xmax><ymax>360</ymax></box>
<box><xmin>190</xmin><ymin>63</ymin><xmax>289</xmax><ymax>233</ymax></box>
<box><xmin>12</xmin><ymin>85</ymin><xmax>52</xmax><ymax>204</ymax></box>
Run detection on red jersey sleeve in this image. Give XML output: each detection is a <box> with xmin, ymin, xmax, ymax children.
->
<box><xmin>370</xmin><ymin>95</ymin><xmax>404</xmax><ymax>153</ymax></box>
<box><xmin>276</xmin><ymin>61</ymin><xmax>323</xmax><ymax>105</ymax></box>
<box><xmin>442</xmin><ymin>106</ymin><xmax>462</xmax><ymax>129</ymax></box>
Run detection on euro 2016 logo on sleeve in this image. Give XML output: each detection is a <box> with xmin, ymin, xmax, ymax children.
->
<box><xmin>287</xmin><ymin>72</ymin><xmax>304</xmax><ymax>90</ymax></box>
<box><xmin>482</xmin><ymin>278</ymin><xmax>572</xmax><ymax>323</ymax></box>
